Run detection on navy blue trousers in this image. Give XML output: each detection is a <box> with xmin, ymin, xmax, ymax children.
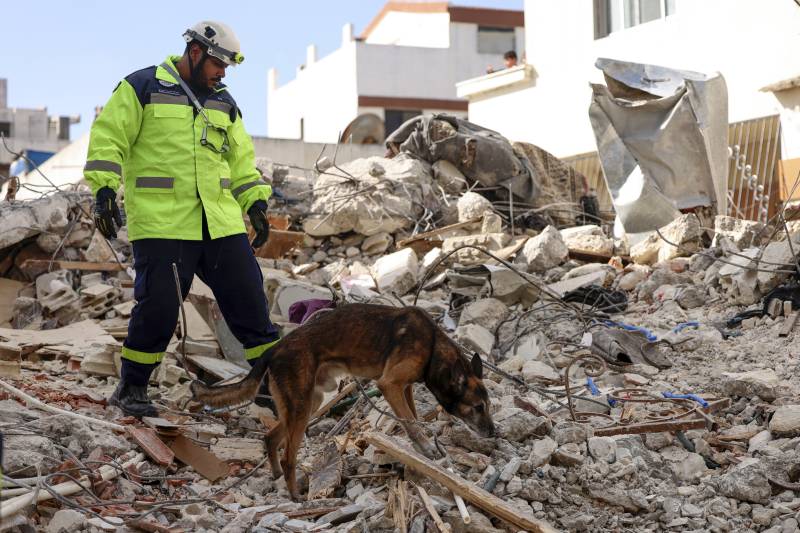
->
<box><xmin>121</xmin><ymin>229</ymin><xmax>279</xmax><ymax>386</ymax></box>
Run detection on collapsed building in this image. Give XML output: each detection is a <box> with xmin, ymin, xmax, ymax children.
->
<box><xmin>3</xmin><ymin>69</ymin><xmax>800</xmax><ymax>533</ymax></box>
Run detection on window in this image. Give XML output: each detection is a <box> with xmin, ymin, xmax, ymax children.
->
<box><xmin>477</xmin><ymin>26</ymin><xmax>515</xmax><ymax>54</ymax></box>
<box><xmin>0</xmin><ymin>122</ymin><xmax>10</xmax><ymax>137</ymax></box>
<box><xmin>594</xmin><ymin>0</ymin><xmax>676</xmax><ymax>39</ymax></box>
<box><xmin>384</xmin><ymin>109</ymin><xmax>421</xmax><ymax>138</ymax></box>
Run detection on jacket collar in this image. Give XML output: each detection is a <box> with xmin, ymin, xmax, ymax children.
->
<box><xmin>156</xmin><ymin>55</ymin><xmax>227</xmax><ymax>93</ymax></box>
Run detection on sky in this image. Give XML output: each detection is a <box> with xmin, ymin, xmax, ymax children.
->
<box><xmin>2</xmin><ymin>0</ymin><xmax>522</xmax><ymax>139</ymax></box>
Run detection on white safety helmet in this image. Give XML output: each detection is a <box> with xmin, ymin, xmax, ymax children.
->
<box><xmin>183</xmin><ymin>21</ymin><xmax>244</xmax><ymax>66</ymax></box>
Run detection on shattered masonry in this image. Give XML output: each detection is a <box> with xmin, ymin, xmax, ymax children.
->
<box><xmin>3</xmin><ymin>119</ymin><xmax>800</xmax><ymax>532</ymax></box>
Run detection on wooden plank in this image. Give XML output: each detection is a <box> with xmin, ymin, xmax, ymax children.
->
<box><xmin>416</xmin><ymin>484</ymin><xmax>452</xmax><ymax>533</ymax></box>
<box><xmin>168</xmin><ymin>434</ymin><xmax>228</xmax><ymax>482</ymax></box>
<box><xmin>397</xmin><ymin>217</ymin><xmax>482</xmax><ymax>255</ymax></box>
<box><xmin>592</xmin><ymin>418</ymin><xmax>707</xmax><ymax>437</ymax></box>
<box><xmin>364</xmin><ymin>432</ymin><xmax>557</xmax><ymax>533</ymax></box>
<box><xmin>780</xmin><ymin>311</ymin><xmax>800</xmax><ymax>337</ymax></box>
<box><xmin>20</xmin><ymin>259</ymin><xmax>128</xmax><ymax>272</ymax></box>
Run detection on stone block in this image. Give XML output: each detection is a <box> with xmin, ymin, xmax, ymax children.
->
<box><xmin>459</xmin><ymin>298</ymin><xmax>509</xmax><ymax>332</ymax></box>
<box><xmin>516</xmin><ymin>225</ymin><xmax>568</xmax><ymax>273</ymax></box>
<box><xmin>769</xmin><ymin>405</ymin><xmax>800</xmax><ymax>436</ymax></box>
<box><xmin>457</xmin><ymin>191</ymin><xmax>493</xmax><ymax>222</ymax></box>
<box><xmin>454</xmin><ymin>323</ymin><xmax>495</xmax><ymax>356</ymax></box>
<box><xmin>371</xmin><ymin>248</ymin><xmax>419</xmax><ymax>295</ymax></box>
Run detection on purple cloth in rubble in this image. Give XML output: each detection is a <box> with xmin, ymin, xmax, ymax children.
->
<box><xmin>288</xmin><ymin>298</ymin><xmax>336</xmax><ymax>325</ymax></box>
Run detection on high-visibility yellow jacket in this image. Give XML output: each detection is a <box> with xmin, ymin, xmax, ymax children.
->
<box><xmin>84</xmin><ymin>55</ymin><xmax>271</xmax><ymax>241</ymax></box>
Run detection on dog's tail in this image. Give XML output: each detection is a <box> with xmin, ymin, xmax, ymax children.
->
<box><xmin>189</xmin><ymin>351</ymin><xmax>270</xmax><ymax>408</ymax></box>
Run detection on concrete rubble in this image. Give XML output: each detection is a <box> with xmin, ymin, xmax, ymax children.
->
<box><xmin>2</xmin><ymin>151</ymin><xmax>800</xmax><ymax>533</ymax></box>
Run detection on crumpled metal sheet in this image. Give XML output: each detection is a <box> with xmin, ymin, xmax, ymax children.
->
<box><xmin>589</xmin><ymin>58</ymin><xmax>728</xmax><ymax>233</ymax></box>
<box><xmin>385</xmin><ymin>113</ymin><xmax>539</xmax><ymax>202</ymax></box>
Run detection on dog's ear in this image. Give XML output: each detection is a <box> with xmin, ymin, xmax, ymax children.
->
<box><xmin>471</xmin><ymin>352</ymin><xmax>483</xmax><ymax>379</ymax></box>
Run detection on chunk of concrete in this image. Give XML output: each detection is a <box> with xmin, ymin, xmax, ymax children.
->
<box><xmin>454</xmin><ymin>323</ymin><xmax>495</xmax><ymax>356</ymax></box>
<box><xmin>47</xmin><ymin>509</ymin><xmax>86</xmax><ymax>533</ymax></box>
<box><xmin>713</xmin><ymin>216</ymin><xmax>764</xmax><ymax>249</ymax></box>
<box><xmin>494</xmin><ymin>407</ymin><xmax>550</xmax><ymax>442</ymax></box>
<box><xmin>587</xmin><ymin>436</ymin><xmax>617</xmax><ymax>463</ymax></box>
<box><xmin>529</xmin><ymin>436</ymin><xmax>557</xmax><ymax>466</ymax></box>
<box><xmin>371</xmin><ymin>248</ymin><xmax>419</xmax><ymax>295</ymax></box>
<box><xmin>441</xmin><ymin>232</ymin><xmax>510</xmax><ymax>265</ymax></box>
<box><xmin>516</xmin><ymin>225</ymin><xmax>568</xmax><ymax>273</ymax></box>
<box><xmin>714</xmin><ymin>459</ymin><xmax>771</xmax><ymax>504</ymax></box>
<box><xmin>83</xmin><ymin>230</ymin><xmax>117</xmax><ymax>262</ymax></box>
<box><xmin>459</xmin><ymin>298</ymin><xmax>509</xmax><ymax>332</ymax></box>
<box><xmin>631</xmin><ymin>214</ymin><xmax>702</xmax><ymax>265</ymax></box>
<box><xmin>0</xmin><ymin>195</ymin><xmax>71</xmax><ymax>250</ymax></box>
<box><xmin>522</xmin><ymin>360</ymin><xmax>560</xmax><ymax>382</ymax></box>
<box><xmin>560</xmin><ymin>225</ymin><xmax>614</xmax><ymax>256</ymax></box>
<box><xmin>721</xmin><ymin>368</ymin><xmax>779</xmax><ymax>401</ymax></box>
<box><xmin>305</xmin><ymin>155</ymin><xmax>438</xmax><ymax>236</ymax></box>
<box><xmin>769</xmin><ymin>405</ymin><xmax>800</xmax><ymax>436</ymax></box>
<box><xmin>361</xmin><ymin>232</ymin><xmax>392</xmax><ymax>256</ymax></box>
<box><xmin>481</xmin><ymin>212</ymin><xmax>503</xmax><ymax>234</ymax></box>
<box><xmin>457</xmin><ymin>191</ymin><xmax>494</xmax><ymax>222</ymax></box>
<box><xmin>433</xmin><ymin>159</ymin><xmax>467</xmax><ymax>194</ymax></box>
<box><xmin>757</xmin><ymin>238</ymin><xmax>800</xmax><ymax>293</ymax></box>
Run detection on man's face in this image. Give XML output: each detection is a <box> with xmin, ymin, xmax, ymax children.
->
<box><xmin>190</xmin><ymin>44</ymin><xmax>228</xmax><ymax>89</ymax></box>
<box><xmin>504</xmin><ymin>56</ymin><xmax>517</xmax><ymax>69</ymax></box>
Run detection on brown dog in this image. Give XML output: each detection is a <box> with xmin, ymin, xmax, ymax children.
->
<box><xmin>191</xmin><ymin>303</ymin><xmax>495</xmax><ymax>500</ymax></box>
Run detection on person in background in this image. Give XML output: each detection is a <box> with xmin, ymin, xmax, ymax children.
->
<box><xmin>486</xmin><ymin>50</ymin><xmax>518</xmax><ymax>74</ymax></box>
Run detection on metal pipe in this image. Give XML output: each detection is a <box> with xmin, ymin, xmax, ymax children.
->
<box><xmin>764</xmin><ymin>116</ymin><xmax>782</xmax><ymax>221</ymax></box>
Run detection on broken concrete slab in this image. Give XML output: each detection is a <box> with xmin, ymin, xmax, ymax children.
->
<box><xmin>515</xmin><ymin>226</ymin><xmax>568</xmax><ymax>273</ymax></box>
<box><xmin>721</xmin><ymin>368</ymin><xmax>779</xmax><ymax>401</ymax></box>
<box><xmin>454</xmin><ymin>323</ymin><xmax>495</xmax><ymax>356</ymax></box>
<box><xmin>769</xmin><ymin>405</ymin><xmax>800</xmax><ymax>436</ymax></box>
<box><xmin>631</xmin><ymin>214</ymin><xmax>703</xmax><ymax>265</ymax></box>
<box><xmin>0</xmin><ymin>195</ymin><xmax>71</xmax><ymax>250</ymax></box>
<box><xmin>441</xmin><ymin>232</ymin><xmax>510</xmax><ymax>265</ymax></box>
<box><xmin>304</xmin><ymin>155</ymin><xmax>439</xmax><ymax>237</ymax></box>
<box><xmin>713</xmin><ymin>215</ymin><xmax>765</xmax><ymax>249</ymax></box>
<box><xmin>372</xmin><ymin>248</ymin><xmax>418</xmax><ymax>295</ymax></box>
<box><xmin>210</xmin><ymin>438</ymin><xmax>266</xmax><ymax>462</ymax></box>
<box><xmin>458</xmin><ymin>298</ymin><xmax>509</xmax><ymax>332</ymax></box>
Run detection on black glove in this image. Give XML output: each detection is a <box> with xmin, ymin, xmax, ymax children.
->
<box><xmin>94</xmin><ymin>187</ymin><xmax>123</xmax><ymax>239</ymax></box>
<box><xmin>248</xmin><ymin>200</ymin><xmax>270</xmax><ymax>248</ymax></box>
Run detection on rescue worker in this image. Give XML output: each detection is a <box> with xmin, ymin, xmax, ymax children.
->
<box><xmin>85</xmin><ymin>21</ymin><xmax>280</xmax><ymax>417</ymax></box>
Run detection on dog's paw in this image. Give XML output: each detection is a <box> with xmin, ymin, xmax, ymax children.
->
<box><xmin>412</xmin><ymin>439</ymin><xmax>443</xmax><ymax>460</ymax></box>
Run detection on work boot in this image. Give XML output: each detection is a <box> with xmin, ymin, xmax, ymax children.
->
<box><xmin>109</xmin><ymin>380</ymin><xmax>158</xmax><ymax>418</ymax></box>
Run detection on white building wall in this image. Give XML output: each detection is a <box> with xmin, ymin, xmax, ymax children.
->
<box><xmin>464</xmin><ymin>0</ymin><xmax>800</xmax><ymax>158</ymax></box>
<box><xmin>365</xmin><ymin>12</ymin><xmax>451</xmax><ymax>47</ymax></box>
<box><xmin>267</xmin><ymin>42</ymin><xmax>360</xmax><ymax>143</ymax></box>
<box><xmin>355</xmin><ymin>43</ymin><xmax>454</xmax><ymax>99</ymax></box>
<box><xmin>268</xmin><ymin>13</ymin><xmax>525</xmax><ymax>144</ymax></box>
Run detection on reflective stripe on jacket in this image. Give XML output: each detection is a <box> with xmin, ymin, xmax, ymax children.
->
<box><xmin>84</xmin><ymin>55</ymin><xmax>271</xmax><ymax>241</ymax></box>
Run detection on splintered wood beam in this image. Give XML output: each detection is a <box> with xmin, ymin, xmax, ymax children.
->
<box><xmin>364</xmin><ymin>432</ymin><xmax>558</xmax><ymax>533</ymax></box>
